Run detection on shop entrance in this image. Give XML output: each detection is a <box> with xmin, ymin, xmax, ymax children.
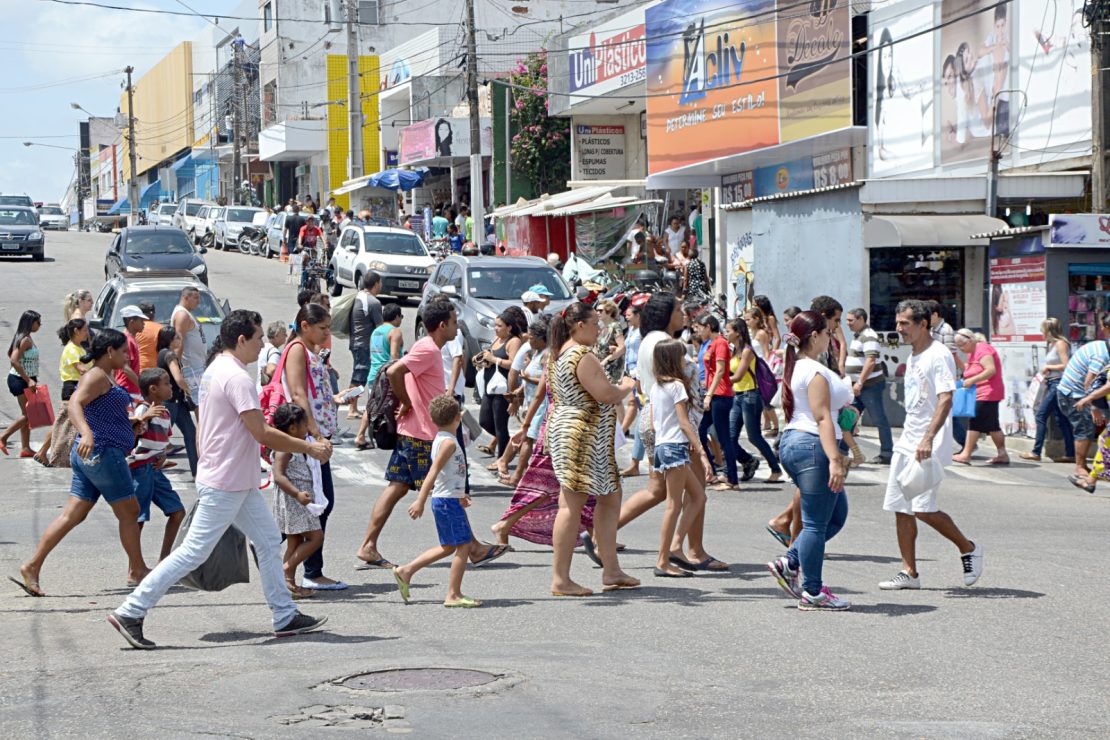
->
<box><xmin>868</xmin><ymin>247</ymin><xmax>965</xmax><ymax>330</ymax></box>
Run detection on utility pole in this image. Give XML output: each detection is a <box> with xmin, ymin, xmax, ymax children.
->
<box><xmin>74</xmin><ymin>152</ymin><xmax>85</xmax><ymax>230</ymax></box>
<box><xmin>232</xmin><ymin>36</ymin><xmax>245</xmax><ymax>205</ymax></box>
<box><xmin>346</xmin><ymin>0</ymin><xmax>363</xmax><ymax>181</ymax></box>
<box><xmin>465</xmin><ymin>0</ymin><xmax>484</xmax><ymax>238</ymax></box>
<box><xmin>124</xmin><ymin>65</ymin><xmax>139</xmax><ymax>226</ymax></box>
<box><xmin>1092</xmin><ymin>7</ymin><xmax>1107</xmax><ymax>212</ymax></box>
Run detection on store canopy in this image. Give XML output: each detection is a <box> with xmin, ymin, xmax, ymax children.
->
<box><xmin>545</xmin><ymin>195</ymin><xmax>662</xmax><ymax>218</ymax></box>
<box><xmin>863</xmin><ymin>215</ymin><xmax>1008</xmax><ymax>249</ymax></box>
<box><xmin>139</xmin><ymin>181</ymin><xmax>161</xmax><ymax>208</ymax></box>
<box><xmin>106</xmin><ymin>197</ymin><xmax>129</xmax><ymax>215</ymax></box>
<box><xmin>492</xmin><ymin>186</ymin><xmax>617</xmax><ymax>219</ymax></box>
<box><xmin>368</xmin><ymin>168</ymin><xmax>428</xmax><ymax>192</ymax></box>
<box><xmin>171</xmin><ymin>154</ymin><xmax>194</xmax><ymax>172</ymax></box>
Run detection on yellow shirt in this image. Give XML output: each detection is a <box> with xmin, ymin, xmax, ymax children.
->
<box><xmin>59</xmin><ymin>341</ymin><xmax>86</xmax><ymax>382</ymax></box>
<box><xmin>731</xmin><ymin>354</ymin><xmax>756</xmax><ymax>393</ymax></box>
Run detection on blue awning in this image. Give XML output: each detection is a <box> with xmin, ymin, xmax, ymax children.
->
<box><xmin>107</xmin><ymin>197</ymin><xmax>129</xmax><ymax>215</ymax></box>
<box><xmin>171</xmin><ymin>154</ymin><xmax>193</xmax><ymax>171</ymax></box>
<box><xmin>139</xmin><ymin>181</ymin><xmax>161</xmax><ymax>208</ymax></box>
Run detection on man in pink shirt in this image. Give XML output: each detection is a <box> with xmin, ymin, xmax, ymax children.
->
<box><xmin>356</xmin><ymin>298</ymin><xmax>507</xmax><ymax>569</ymax></box>
<box><xmin>116</xmin><ymin>305</ymin><xmax>145</xmax><ymax>398</ymax></box>
<box><xmin>108</xmin><ymin>310</ymin><xmax>333</xmax><ymax>650</ymax></box>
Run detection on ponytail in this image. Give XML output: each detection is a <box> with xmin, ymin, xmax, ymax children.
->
<box><xmin>547</xmin><ymin>302</ymin><xmax>593</xmax><ymax>371</ymax></box>
<box><xmin>780</xmin><ymin>310</ymin><xmax>827</xmax><ymax>423</ymax></box>
<box><xmin>205</xmin><ymin>335</ymin><xmax>225</xmax><ymax>367</ymax></box>
<box><xmin>57</xmin><ymin>318</ymin><xmax>87</xmax><ymax>346</ymax></box>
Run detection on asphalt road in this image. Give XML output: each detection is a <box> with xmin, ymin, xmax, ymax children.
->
<box><xmin>1</xmin><ymin>232</ymin><xmax>1108</xmax><ymax>738</ymax></box>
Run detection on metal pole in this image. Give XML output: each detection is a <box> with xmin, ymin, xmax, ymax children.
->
<box><xmin>74</xmin><ymin>152</ymin><xmax>85</xmax><ymax>230</ymax></box>
<box><xmin>232</xmin><ymin>39</ymin><xmax>243</xmax><ymax>205</ymax></box>
<box><xmin>1093</xmin><ymin>14</ymin><xmax>1106</xmax><ymax>212</ymax></box>
<box><xmin>504</xmin><ymin>85</ymin><xmax>511</xmax><ymax>203</ymax></box>
<box><xmin>986</xmin><ymin>92</ymin><xmax>1000</xmax><ymax>217</ymax></box>
<box><xmin>346</xmin><ymin>0</ymin><xmax>363</xmax><ymax>181</ymax></box>
<box><xmin>465</xmin><ymin>0</ymin><xmax>484</xmax><ymax>237</ymax></box>
<box><xmin>125</xmin><ymin>65</ymin><xmax>139</xmax><ymax>226</ymax></box>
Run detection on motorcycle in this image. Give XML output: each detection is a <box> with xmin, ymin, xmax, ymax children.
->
<box><xmin>238</xmin><ymin>225</ymin><xmax>266</xmax><ymax>255</ymax></box>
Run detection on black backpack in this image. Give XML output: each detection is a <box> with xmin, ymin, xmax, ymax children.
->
<box><xmin>366</xmin><ymin>360</ymin><xmax>400</xmax><ymax>449</ymax></box>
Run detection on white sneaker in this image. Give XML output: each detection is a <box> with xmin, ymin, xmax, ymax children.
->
<box><xmin>879</xmin><ymin>570</ymin><xmax>921</xmax><ymax>590</ymax></box>
<box><xmin>961</xmin><ymin>542</ymin><xmax>983</xmax><ymax>586</ymax></box>
<box><xmin>798</xmin><ymin>586</ymin><xmax>851</xmax><ymax>611</ymax></box>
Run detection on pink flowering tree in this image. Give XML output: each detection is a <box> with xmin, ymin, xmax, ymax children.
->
<box><xmin>509</xmin><ymin>51</ymin><xmax>570</xmax><ymax>195</ymax></box>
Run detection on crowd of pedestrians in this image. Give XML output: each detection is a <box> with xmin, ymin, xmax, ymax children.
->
<box><xmin>8</xmin><ymin>263</ymin><xmax>1109</xmax><ymax>647</ymax></box>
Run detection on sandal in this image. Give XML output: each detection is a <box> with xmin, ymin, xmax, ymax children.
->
<box><xmin>1020</xmin><ymin>452</ymin><xmax>1041</xmax><ymax>462</ymax></box>
<box><xmin>471</xmin><ymin>544</ymin><xmax>509</xmax><ymax>567</ymax></box>
<box><xmin>601</xmin><ymin>577</ymin><xmax>641</xmax><ymax>591</ymax></box>
<box><xmin>987</xmin><ymin>456</ymin><xmax>1010</xmax><ymax>466</ymax></box>
<box><xmin>1068</xmin><ymin>474</ymin><xmax>1096</xmax><ymax>494</ymax></box>
<box><xmin>444</xmin><ymin>596</ymin><xmax>482</xmax><ymax>608</ymax></box>
<box><xmin>9</xmin><ymin>574</ymin><xmax>44</xmax><ymax>597</ymax></box>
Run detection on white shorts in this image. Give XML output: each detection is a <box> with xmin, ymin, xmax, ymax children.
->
<box><xmin>883</xmin><ymin>451</ymin><xmax>942</xmax><ymax>515</ymax></box>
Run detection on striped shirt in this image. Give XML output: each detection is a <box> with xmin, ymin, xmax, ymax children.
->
<box><xmin>128</xmin><ymin>402</ymin><xmax>171</xmax><ymax>468</ymax></box>
<box><xmin>931</xmin><ymin>319</ymin><xmax>957</xmax><ymax>355</ymax></box>
<box><xmin>846</xmin><ymin>326</ymin><xmax>884</xmax><ymax>384</ymax></box>
<box><xmin>1057</xmin><ymin>341</ymin><xmax>1110</xmax><ymax>399</ymax></box>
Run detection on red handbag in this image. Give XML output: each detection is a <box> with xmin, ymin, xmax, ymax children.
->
<box><xmin>24</xmin><ymin>384</ymin><xmax>55</xmax><ymax>429</ymax></box>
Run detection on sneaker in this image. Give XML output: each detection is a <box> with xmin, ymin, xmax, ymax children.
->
<box><xmin>274</xmin><ymin>612</ymin><xmax>328</xmax><ymax>638</ymax></box>
<box><xmin>766</xmin><ymin>556</ymin><xmax>800</xmax><ymax>599</ymax></box>
<box><xmin>960</xmin><ymin>542</ymin><xmax>983</xmax><ymax>586</ymax></box>
<box><xmin>106</xmin><ymin>612</ymin><xmax>156</xmax><ymax>649</ymax></box>
<box><xmin>869</xmin><ymin>455</ymin><xmax>892</xmax><ymax>465</ymax></box>
<box><xmin>741</xmin><ymin>458</ymin><xmax>760</xmax><ymax>482</ymax></box>
<box><xmin>798</xmin><ymin>587</ymin><xmax>851</xmax><ymax>611</ymax></box>
<box><xmin>879</xmin><ymin>570</ymin><xmax>921</xmax><ymax>590</ymax></box>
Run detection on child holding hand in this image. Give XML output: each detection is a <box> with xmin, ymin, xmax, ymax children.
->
<box><xmin>270</xmin><ymin>404</ymin><xmax>323</xmax><ymax>600</ymax></box>
<box><xmin>130</xmin><ymin>368</ymin><xmax>185</xmax><ymax>566</ymax></box>
<box><xmin>393</xmin><ymin>394</ymin><xmax>480</xmax><ymax>608</ymax></box>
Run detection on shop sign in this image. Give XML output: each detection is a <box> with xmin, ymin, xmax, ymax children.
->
<box><xmin>721</xmin><ymin>171</ymin><xmax>753</xmax><ymax>203</ymax></box>
<box><xmin>385</xmin><ymin>150</ymin><xmax>398</xmax><ymax>167</ymax></box>
<box><xmin>812</xmin><ymin>148</ymin><xmax>852</xmax><ymax>188</ymax></box>
<box><xmin>645</xmin><ymin>0</ymin><xmax>851</xmax><ymax>176</ymax></box>
<box><xmin>399</xmin><ymin>120</ymin><xmax>435</xmax><ymax>164</ymax></box>
<box><xmin>989</xmin><ymin>255</ymin><xmax>1046</xmax><ymax>342</ymax></box>
<box><xmin>1049</xmin><ymin>213</ymin><xmax>1110</xmax><ymax>247</ymax></box>
<box><xmin>569</xmin><ymin>18</ymin><xmax>648</xmax><ymax>98</ymax></box>
<box><xmin>573</xmin><ymin>124</ymin><xmax>626</xmax><ymax>179</ymax></box>
<box><xmin>399</xmin><ymin>118</ymin><xmax>493</xmax><ymax>165</ymax></box>
<box><xmin>753</xmin><ymin>157</ymin><xmax>813</xmax><ymax>197</ymax></box>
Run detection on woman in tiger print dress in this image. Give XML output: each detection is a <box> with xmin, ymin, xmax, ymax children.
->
<box><xmin>546</xmin><ymin>302</ymin><xmax>638</xmax><ymax>597</ymax></box>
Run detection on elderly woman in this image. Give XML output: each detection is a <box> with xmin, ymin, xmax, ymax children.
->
<box><xmin>952</xmin><ymin>329</ymin><xmax>1009</xmax><ymax>465</ymax></box>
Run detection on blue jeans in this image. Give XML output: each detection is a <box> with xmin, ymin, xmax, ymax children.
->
<box><xmin>166</xmin><ymin>399</ymin><xmax>198</xmax><ymax>478</ymax></box>
<box><xmin>1033</xmin><ymin>378</ymin><xmax>1075</xmax><ymax>457</ymax></box>
<box><xmin>729</xmin><ymin>390</ymin><xmax>781</xmax><ymax>474</ymax></box>
<box><xmin>779</xmin><ymin>430</ymin><xmax>849</xmax><ymax>596</ymax></box>
<box><xmin>301</xmin><ymin>462</ymin><xmax>334</xmax><ymax>580</ymax></box>
<box><xmin>699</xmin><ymin>395</ymin><xmax>747</xmax><ymax>484</ymax></box>
<box><xmin>630</xmin><ymin>417</ymin><xmax>645</xmax><ymax>462</ymax></box>
<box><xmin>852</xmin><ymin>380</ymin><xmax>893</xmax><ymax>460</ymax></box>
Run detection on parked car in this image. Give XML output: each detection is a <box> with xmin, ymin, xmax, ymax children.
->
<box><xmin>37</xmin><ymin>204</ymin><xmax>69</xmax><ymax>230</ymax></box>
<box><xmin>0</xmin><ymin>205</ymin><xmax>45</xmax><ymax>261</ymax></box>
<box><xmin>263</xmin><ymin>210</ymin><xmax>286</xmax><ymax>259</ymax></box>
<box><xmin>328</xmin><ymin>225</ymin><xmax>434</xmax><ymax>300</ymax></box>
<box><xmin>213</xmin><ymin>206</ymin><xmax>265</xmax><ymax>251</ymax></box>
<box><xmin>417</xmin><ymin>255</ymin><xmax>573</xmax><ymax>384</ymax></box>
<box><xmin>0</xmin><ymin>194</ymin><xmax>37</xmax><ymax>216</ymax></box>
<box><xmin>149</xmin><ymin>202</ymin><xmax>176</xmax><ymax>226</ymax></box>
<box><xmin>104</xmin><ymin>226</ymin><xmax>209</xmax><ymax>285</ymax></box>
<box><xmin>88</xmin><ymin>271</ymin><xmax>228</xmax><ymax>345</ymax></box>
<box><xmin>195</xmin><ymin>206</ymin><xmax>224</xmax><ymax>248</ymax></box>
<box><xmin>173</xmin><ymin>198</ymin><xmax>215</xmax><ymax>239</ymax></box>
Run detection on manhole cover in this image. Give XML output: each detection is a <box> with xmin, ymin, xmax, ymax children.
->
<box><xmin>341</xmin><ymin>668</ymin><xmax>497</xmax><ymax>692</ymax></box>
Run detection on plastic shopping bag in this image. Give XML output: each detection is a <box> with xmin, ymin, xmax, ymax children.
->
<box><xmin>173</xmin><ymin>500</ymin><xmax>250</xmax><ymax>592</ymax></box>
<box><xmin>24</xmin><ymin>385</ymin><xmax>55</xmax><ymax>429</ymax></box>
<box><xmin>952</xmin><ymin>387</ymin><xmax>977</xmax><ymax>418</ymax></box>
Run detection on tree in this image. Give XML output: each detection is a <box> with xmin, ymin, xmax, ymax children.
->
<box><xmin>509</xmin><ymin>51</ymin><xmax>570</xmax><ymax>195</ymax></box>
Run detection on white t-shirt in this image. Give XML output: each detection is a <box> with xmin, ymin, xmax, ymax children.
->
<box><xmin>651</xmin><ymin>380</ymin><xmax>690</xmax><ymax>445</ymax></box>
<box><xmin>430</xmin><ymin>431</ymin><xmax>467</xmax><ymax>499</ymax></box>
<box><xmin>256</xmin><ymin>342</ymin><xmax>282</xmax><ymax>390</ymax></box>
<box><xmin>898</xmin><ymin>340</ymin><xmax>957</xmax><ymax>463</ymax></box>
<box><xmin>637</xmin><ymin>330</ymin><xmax>670</xmax><ymax>396</ymax></box>
<box><xmin>440</xmin><ymin>337</ymin><xmax>465</xmax><ymax>397</ymax></box>
<box><xmin>665</xmin><ymin>226</ymin><xmax>685</xmax><ymax>253</ymax></box>
<box><xmin>783</xmin><ymin>358</ymin><xmax>854</xmax><ymax>439</ymax></box>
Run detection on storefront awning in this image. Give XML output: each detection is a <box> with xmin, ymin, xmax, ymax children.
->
<box><xmin>544</xmin><ymin>196</ymin><xmax>662</xmax><ymax>218</ymax></box>
<box><xmin>171</xmin><ymin>154</ymin><xmax>193</xmax><ymax>172</ymax></box>
<box><xmin>139</xmin><ymin>181</ymin><xmax>161</xmax><ymax>208</ymax></box>
<box><xmin>491</xmin><ymin>186</ymin><xmax>617</xmax><ymax>219</ymax></box>
<box><xmin>106</xmin><ymin>197</ymin><xmax>129</xmax><ymax>215</ymax></box>
<box><xmin>863</xmin><ymin>215</ymin><xmax>1008</xmax><ymax>249</ymax></box>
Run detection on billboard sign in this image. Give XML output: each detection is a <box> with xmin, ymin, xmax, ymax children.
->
<box><xmin>989</xmin><ymin>256</ymin><xmax>1047</xmax><ymax>342</ymax></box>
<box><xmin>1049</xmin><ymin>214</ymin><xmax>1110</xmax><ymax>247</ymax></box>
<box><xmin>573</xmin><ymin>124</ymin><xmax>626</xmax><ymax>180</ymax></box>
<box><xmin>645</xmin><ymin>0</ymin><xmax>851</xmax><ymax>176</ymax></box>
<box><xmin>568</xmin><ymin>8</ymin><xmax>648</xmax><ymax>101</ymax></box>
<box><xmin>399</xmin><ymin>118</ymin><xmax>492</xmax><ymax>165</ymax></box>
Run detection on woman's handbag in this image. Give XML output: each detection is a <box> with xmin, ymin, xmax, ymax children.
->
<box><xmin>953</xmin><ymin>386</ymin><xmax>977</xmax><ymax>418</ymax></box>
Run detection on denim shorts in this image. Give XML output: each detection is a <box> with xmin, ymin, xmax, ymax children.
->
<box><xmin>652</xmin><ymin>442</ymin><xmax>691</xmax><ymax>473</ymax></box>
<box><xmin>350</xmin><ymin>346</ymin><xmax>371</xmax><ymax>386</ymax></box>
<box><xmin>70</xmin><ymin>447</ymin><xmax>136</xmax><ymax>504</ymax></box>
<box><xmin>132</xmin><ymin>463</ymin><xmax>185</xmax><ymax>522</ymax></box>
<box><xmin>385</xmin><ymin>435</ymin><xmax>433</xmax><ymax>490</ymax></box>
<box><xmin>1057</xmin><ymin>392</ymin><xmax>1096</xmax><ymax>441</ymax></box>
<box><xmin>7</xmin><ymin>374</ymin><xmax>34</xmax><ymax>397</ymax></box>
<box><xmin>431</xmin><ymin>497</ymin><xmax>473</xmax><ymax>546</ymax></box>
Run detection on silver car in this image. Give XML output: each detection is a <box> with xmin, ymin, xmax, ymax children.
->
<box><xmin>417</xmin><ymin>255</ymin><xmax>574</xmax><ymax>385</ymax></box>
<box><xmin>213</xmin><ymin>206</ymin><xmax>265</xmax><ymax>251</ymax></box>
<box><xmin>37</xmin><ymin>204</ymin><xmax>69</xmax><ymax>230</ymax></box>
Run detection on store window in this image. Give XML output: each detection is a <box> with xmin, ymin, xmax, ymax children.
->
<box><xmin>1068</xmin><ymin>264</ymin><xmax>1110</xmax><ymax>344</ymax></box>
<box><xmin>869</xmin><ymin>248</ymin><xmax>965</xmax><ymax>330</ymax></box>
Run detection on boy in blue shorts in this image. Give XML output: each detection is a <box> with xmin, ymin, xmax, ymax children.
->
<box><xmin>131</xmin><ymin>368</ymin><xmax>186</xmax><ymax>564</ymax></box>
<box><xmin>392</xmin><ymin>394</ymin><xmax>480</xmax><ymax>607</ymax></box>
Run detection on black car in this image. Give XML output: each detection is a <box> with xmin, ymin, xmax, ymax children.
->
<box><xmin>0</xmin><ymin>206</ymin><xmax>45</xmax><ymax>261</ymax></box>
<box><xmin>104</xmin><ymin>226</ymin><xmax>209</xmax><ymax>285</ymax></box>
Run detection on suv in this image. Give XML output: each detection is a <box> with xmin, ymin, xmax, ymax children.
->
<box><xmin>173</xmin><ymin>198</ymin><xmax>215</xmax><ymax>240</ymax></box>
<box><xmin>0</xmin><ymin>205</ymin><xmax>46</xmax><ymax>261</ymax></box>
<box><xmin>37</xmin><ymin>204</ymin><xmax>69</xmax><ymax>230</ymax></box>
<box><xmin>88</xmin><ymin>271</ymin><xmax>229</xmax><ymax>344</ymax></box>
<box><xmin>417</xmin><ymin>255</ymin><xmax>573</xmax><ymax>383</ymax></box>
<box><xmin>0</xmin><ymin>194</ymin><xmax>37</xmax><ymax>216</ymax></box>
<box><xmin>213</xmin><ymin>206</ymin><xmax>264</xmax><ymax>251</ymax></box>
<box><xmin>328</xmin><ymin>225</ymin><xmax>434</xmax><ymax>299</ymax></box>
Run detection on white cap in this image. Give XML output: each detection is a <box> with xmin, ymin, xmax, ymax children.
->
<box><xmin>119</xmin><ymin>305</ymin><xmax>146</xmax><ymax>320</ymax></box>
<box><xmin>521</xmin><ymin>291</ymin><xmax>541</xmax><ymax>303</ymax></box>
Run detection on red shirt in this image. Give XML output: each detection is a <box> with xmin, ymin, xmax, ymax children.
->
<box><xmin>299</xmin><ymin>225</ymin><xmax>322</xmax><ymax>247</ymax></box>
<box><xmin>115</xmin><ymin>332</ymin><xmax>141</xmax><ymax>397</ymax></box>
<box><xmin>703</xmin><ymin>335</ymin><xmax>733</xmax><ymax>397</ymax></box>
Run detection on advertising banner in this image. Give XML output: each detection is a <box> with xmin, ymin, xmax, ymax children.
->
<box><xmin>1049</xmin><ymin>214</ymin><xmax>1110</xmax><ymax>247</ymax></box>
<box><xmin>568</xmin><ymin>7</ymin><xmax>648</xmax><ymax>102</ymax></box>
<box><xmin>776</xmin><ymin>0</ymin><xmax>852</xmax><ymax>143</ymax></box>
<box><xmin>399</xmin><ymin>118</ymin><xmax>493</xmax><ymax>165</ymax></box>
<box><xmin>573</xmin><ymin>124</ymin><xmax>626</xmax><ymax>179</ymax></box>
<box><xmin>399</xmin><ymin>120</ymin><xmax>435</xmax><ymax>164</ymax></box>
<box><xmin>989</xmin><ymin>255</ymin><xmax>1046</xmax><ymax>342</ymax></box>
<box><xmin>995</xmin><ymin>342</ymin><xmax>1040</xmax><ymax>439</ymax></box>
<box><xmin>753</xmin><ymin>157</ymin><xmax>814</xmax><ymax>198</ymax></box>
<box><xmin>721</xmin><ymin>171</ymin><xmax>754</xmax><ymax>204</ymax></box>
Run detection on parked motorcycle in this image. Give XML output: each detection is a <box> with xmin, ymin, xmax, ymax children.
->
<box><xmin>238</xmin><ymin>225</ymin><xmax>266</xmax><ymax>255</ymax></box>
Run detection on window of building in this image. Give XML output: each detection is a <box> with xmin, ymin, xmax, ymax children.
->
<box><xmin>263</xmin><ymin>2</ymin><xmax>273</xmax><ymax>32</ymax></box>
<box><xmin>359</xmin><ymin>0</ymin><xmax>379</xmax><ymax>25</ymax></box>
<box><xmin>869</xmin><ymin>248</ymin><xmax>965</xmax><ymax>331</ymax></box>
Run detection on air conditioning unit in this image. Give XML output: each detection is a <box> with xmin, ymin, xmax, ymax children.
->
<box><xmin>358</xmin><ymin>0</ymin><xmax>379</xmax><ymax>25</ymax></box>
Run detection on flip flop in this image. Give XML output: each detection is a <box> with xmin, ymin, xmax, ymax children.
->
<box><xmin>0</xmin><ymin>440</ymin><xmax>9</xmax><ymax>456</ymax></box>
<box><xmin>18</xmin><ymin>450</ymin><xmax>34</xmax><ymax>459</ymax></box>
<box><xmin>653</xmin><ymin>567</ymin><xmax>692</xmax><ymax>578</ymax></box>
<box><xmin>8</xmin><ymin>575</ymin><xmax>44</xmax><ymax>597</ymax></box>
<box><xmin>551</xmin><ymin>588</ymin><xmax>593</xmax><ymax>597</ymax></box>
<box><xmin>580</xmin><ymin>532</ymin><xmax>603</xmax><ymax>568</ymax></box>
<box><xmin>668</xmin><ymin>554</ymin><xmax>699</xmax><ymax>572</ymax></box>
<box><xmin>444</xmin><ymin>596</ymin><xmax>481</xmax><ymax>608</ymax></box>
<box><xmin>692</xmin><ymin>557</ymin><xmax>730</xmax><ymax>572</ymax></box>
<box><xmin>355</xmin><ymin>441</ymin><xmax>373</xmax><ymax>451</ymax></box>
<box><xmin>354</xmin><ymin>557</ymin><xmax>395</xmax><ymax>571</ymax></box>
<box><xmin>952</xmin><ymin>458</ymin><xmax>972</xmax><ymax>466</ymax></box>
<box><xmin>766</xmin><ymin>525</ymin><xmax>791</xmax><ymax>548</ymax></box>
<box><xmin>987</xmin><ymin>457</ymin><xmax>1011</xmax><ymax>466</ymax></box>
<box><xmin>302</xmin><ymin>578</ymin><xmax>349</xmax><ymax>591</ymax></box>
<box><xmin>1068</xmin><ymin>474</ymin><xmax>1097</xmax><ymax>494</ymax></box>
<box><xmin>601</xmin><ymin>578</ymin><xmax>641</xmax><ymax>591</ymax></box>
<box><xmin>471</xmin><ymin>544</ymin><xmax>509</xmax><ymax>568</ymax></box>
<box><xmin>392</xmin><ymin>568</ymin><xmax>411</xmax><ymax>603</ymax></box>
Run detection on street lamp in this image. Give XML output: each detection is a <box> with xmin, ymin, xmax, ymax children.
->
<box><xmin>23</xmin><ymin>141</ymin><xmax>76</xmax><ymax>151</ymax></box>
